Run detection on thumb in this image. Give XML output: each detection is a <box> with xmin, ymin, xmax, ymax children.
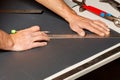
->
<box><xmin>76</xmin><ymin>28</ymin><xmax>85</xmax><ymax>37</ymax></box>
<box><xmin>71</xmin><ymin>26</ymin><xmax>85</xmax><ymax>36</ymax></box>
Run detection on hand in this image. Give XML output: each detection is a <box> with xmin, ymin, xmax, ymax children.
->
<box><xmin>10</xmin><ymin>26</ymin><xmax>50</xmax><ymax>51</ymax></box>
<box><xmin>68</xmin><ymin>15</ymin><xmax>110</xmax><ymax>36</ymax></box>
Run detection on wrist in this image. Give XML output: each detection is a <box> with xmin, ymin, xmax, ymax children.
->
<box><xmin>7</xmin><ymin>34</ymin><xmax>15</xmax><ymax>51</ymax></box>
<box><xmin>64</xmin><ymin>12</ymin><xmax>78</xmax><ymax>23</ymax></box>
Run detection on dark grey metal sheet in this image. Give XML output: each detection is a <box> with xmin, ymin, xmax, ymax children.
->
<box><xmin>0</xmin><ymin>39</ymin><xmax>119</xmax><ymax>80</ymax></box>
<box><xmin>0</xmin><ymin>0</ymin><xmax>120</xmax><ymax>80</ymax></box>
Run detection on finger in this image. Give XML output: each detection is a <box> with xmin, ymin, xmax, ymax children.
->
<box><xmin>32</xmin><ymin>42</ymin><xmax>48</xmax><ymax>48</ymax></box>
<box><xmin>33</xmin><ymin>36</ymin><xmax>50</xmax><ymax>42</ymax></box>
<box><xmin>75</xmin><ymin>28</ymin><xmax>85</xmax><ymax>36</ymax></box>
<box><xmin>84</xmin><ymin>24</ymin><xmax>105</xmax><ymax>36</ymax></box>
<box><xmin>29</xmin><ymin>26</ymin><xmax>40</xmax><ymax>32</ymax></box>
<box><xmin>32</xmin><ymin>31</ymin><xmax>48</xmax><ymax>37</ymax></box>
<box><xmin>70</xmin><ymin>25</ymin><xmax>85</xmax><ymax>36</ymax></box>
<box><xmin>90</xmin><ymin>22</ymin><xmax>110</xmax><ymax>36</ymax></box>
<box><xmin>93</xmin><ymin>20</ymin><xmax>110</xmax><ymax>31</ymax></box>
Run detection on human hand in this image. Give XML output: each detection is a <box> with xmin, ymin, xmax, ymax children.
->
<box><xmin>10</xmin><ymin>26</ymin><xmax>50</xmax><ymax>51</ymax></box>
<box><xmin>68</xmin><ymin>15</ymin><xmax>110</xmax><ymax>36</ymax></box>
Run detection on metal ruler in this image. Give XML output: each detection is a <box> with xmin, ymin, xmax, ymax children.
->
<box><xmin>48</xmin><ymin>34</ymin><xmax>120</xmax><ymax>39</ymax></box>
<box><xmin>43</xmin><ymin>31</ymin><xmax>120</xmax><ymax>39</ymax></box>
<box><xmin>0</xmin><ymin>9</ymin><xmax>43</xmax><ymax>14</ymax></box>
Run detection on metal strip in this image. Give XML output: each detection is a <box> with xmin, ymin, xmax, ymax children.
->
<box><xmin>48</xmin><ymin>34</ymin><xmax>120</xmax><ymax>39</ymax></box>
<box><xmin>53</xmin><ymin>46</ymin><xmax>120</xmax><ymax>80</ymax></box>
<box><xmin>0</xmin><ymin>9</ymin><xmax>43</xmax><ymax>14</ymax></box>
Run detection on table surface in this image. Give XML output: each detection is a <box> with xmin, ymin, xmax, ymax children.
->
<box><xmin>0</xmin><ymin>0</ymin><xmax>120</xmax><ymax>80</ymax></box>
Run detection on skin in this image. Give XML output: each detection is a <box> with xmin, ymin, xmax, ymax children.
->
<box><xmin>35</xmin><ymin>0</ymin><xmax>110</xmax><ymax>36</ymax></box>
<box><xmin>0</xmin><ymin>26</ymin><xmax>49</xmax><ymax>51</ymax></box>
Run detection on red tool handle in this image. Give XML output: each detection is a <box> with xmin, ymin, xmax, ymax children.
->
<box><xmin>83</xmin><ymin>5</ymin><xmax>107</xmax><ymax>16</ymax></box>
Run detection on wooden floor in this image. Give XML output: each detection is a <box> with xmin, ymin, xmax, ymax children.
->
<box><xmin>76</xmin><ymin>58</ymin><xmax>120</xmax><ymax>80</ymax></box>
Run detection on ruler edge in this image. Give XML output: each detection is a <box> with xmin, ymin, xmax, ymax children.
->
<box><xmin>0</xmin><ymin>9</ymin><xmax>44</xmax><ymax>14</ymax></box>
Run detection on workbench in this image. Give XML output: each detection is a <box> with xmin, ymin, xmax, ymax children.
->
<box><xmin>0</xmin><ymin>0</ymin><xmax>120</xmax><ymax>80</ymax></box>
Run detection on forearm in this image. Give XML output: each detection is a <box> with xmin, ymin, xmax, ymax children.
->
<box><xmin>35</xmin><ymin>0</ymin><xmax>78</xmax><ymax>22</ymax></box>
<box><xmin>35</xmin><ymin>0</ymin><xmax>110</xmax><ymax>37</ymax></box>
<box><xmin>0</xmin><ymin>30</ymin><xmax>14</xmax><ymax>50</ymax></box>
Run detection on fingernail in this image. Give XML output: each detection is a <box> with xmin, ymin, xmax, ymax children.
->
<box><xmin>107</xmin><ymin>28</ymin><xmax>110</xmax><ymax>31</ymax></box>
<box><xmin>80</xmin><ymin>32</ymin><xmax>85</xmax><ymax>36</ymax></box>
<box><xmin>43</xmin><ymin>42</ymin><xmax>47</xmax><ymax>46</ymax></box>
<box><xmin>100</xmin><ymin>33</ymin><xmax>105</xmax><ymax>36</ymax></box>
<box><xmin>45</xmin><ymin>42</ymin><xmax>47</xmax><ymax>45</ymax></box>
<box><xmin>106</xmin><ymin>31</ymin><xmax>110</xmax><ymax>35</ymax></box>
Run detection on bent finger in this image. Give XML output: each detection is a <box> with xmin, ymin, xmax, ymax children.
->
<box><xmin>29</xmin><ymin>26</ymin><xmax>40</xmax><ymax>32</ymax></box>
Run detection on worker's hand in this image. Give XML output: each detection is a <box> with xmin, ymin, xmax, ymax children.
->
<box><xmin>10</xmin><ymin>26</ymin><xmax>50</xmax><ymax>51</ymax></box>
<box><xmin>68</xmin><ymin>15</ymin><xmax>110</xmax><ymax>36</ymax></box>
